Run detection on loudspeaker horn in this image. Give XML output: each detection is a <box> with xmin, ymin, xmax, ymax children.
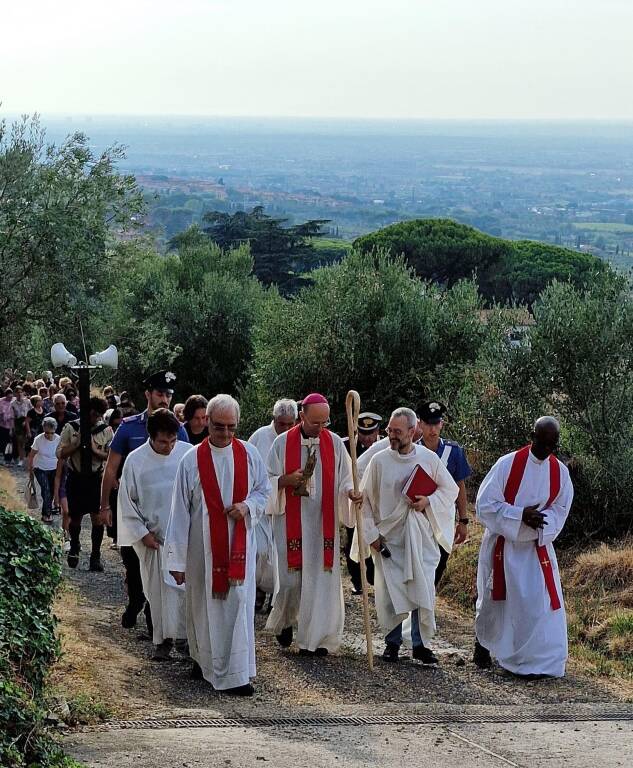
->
<box><xmin>89</xmin><ymin>344</ymin><xmax>118</xmax><ymax>369</ymax></box>
<box><xmin>51</xmin><ymin>343</ymin><xmax>78</xmax><ymax>368</ymax></box>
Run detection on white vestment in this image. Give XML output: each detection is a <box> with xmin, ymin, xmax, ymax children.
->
<box><xmin>165</xmin><ymin>440</ymin><xmax>271</xmax><ymax>690</ymax></box>
<box><xmin>357</xmin><ymin>444</ymin><xmax>458</xmax><ymax>643</ymax></box>
<box><xmin>117</xmin><ymin>439</ymin><xmax>192</xmax><ymax>645</ymax></box>
<box><xmin>265</xmin><ymin>429</ymin><xmax>354</xmax><ymax>652</ymax></box>
<box><xmin>357</xmin><ymin>436</ymin><xmax>390</xmax><ymax>480</ymax></box>
<box><xmin>248</xmin><ymin>422</ymin><xmax>279</xmax><ymax>593</ymax></box>
<box><xmin>475</xmin><ymin>450</ymin><xmax>573</xmax><ymax>677</ymax></box>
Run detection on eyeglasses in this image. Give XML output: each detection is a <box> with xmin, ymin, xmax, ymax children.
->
<box><xmin>387</xmin><ymin>427</ymin><xmax>410</xmax><ymax>437</ymax></box>
<box><xmin>210</xmin><ymin>421</ymin><xmax>237</xmax><ymax>433</ymax></box>
<box><xmin>303</xmin><ymin>418</ymin><xmax>331</xmax><ymax>428</ymax></box>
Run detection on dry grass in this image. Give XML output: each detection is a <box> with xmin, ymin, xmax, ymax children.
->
<box><xmin>0</xmin><ymin>467</ymin><xmax>22</xmax><ymax>510</ymax></box>
<box><xmin>49</xmin><ymin>585</ymin><xmax>127</xmax><ymax>721</ymax></box>
<box><xmin>567</xmin><ymin>541</ymin><xmax>633</xmax><ymax>596</ymax></box>
<box><xmin>565</xmin><ymin>541</ymin><xmax>633</xmax><ymax>676</ymax></box>
<box><xmin>436</xmin><ymin>521</ymin><xmax>483</xmax><ymax>611</ymax></box>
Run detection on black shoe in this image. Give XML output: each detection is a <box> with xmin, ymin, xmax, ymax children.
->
<box><xmin>122</xmin><ymin>604</ymin><xmax>142</xmax><ymax>629</ymax></box>
<box><xmin>412</xmin><ymin>645</ymin><xmax>439</xmax><ymax>665</ymax></box>
<box><xmin>351</xmin><ymin>587</ymin><xmax>363</xmax><ymax>596</ymax></box>
<box><xmin>144</xmin><ymin>602</ymin><xmax>153</xmax><ymax>638</ymax></box>
<box><xmin>298</xmin><ymin>648</ymin><xmax>315</xmax><ymax>656</ymax></box>
<box><xmin>224</xmin><ymin>683</ymin><xmax>254</xmax><ymax>697</ymax></box>
<box><xmin>191</xmin><ymin>661</ymin><xmax>203</xmax><ymax>680</ymax></box>
<box><xmin>382</xmin><ymin>643</ymin><xmax>400</xmax><ymax>663</ymax></box>
<box><xmin>473</xmin><ymin>640</ymin><xmax>493</xmax><ymax>669</ymax></box>
<box><xmin>67</xmin><ymin>553</ymin><xmax>79</xmax><ymax>569</ymax></box>
<box><xmin>314</xmin><ymin>647</ymin><xmax>329</xmax><ymax>657</ymax></box>
<box><xmin>152</xmin><ymin>640</ymin><xmax>173</xmax><ymax>661</ymax></box>
<box><xmin>255</xmin><ymin>588</ymin><xmax>266</xmax><ymax>612</ymax></box>
<box><xmin>276</xmin><ymin>626</ymin><xmax>293</xmax><ymax>648</ymax></box>
<box><xmin>89</xmin><ymin>556</ymin><xmax>104</xmax><ymax>572</ymax></box>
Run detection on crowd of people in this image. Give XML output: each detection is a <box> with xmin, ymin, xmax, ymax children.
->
<box><xmin>0</xmin><ymin>366</ymin><xmax>574</xmax><ymax>695</ymax></box>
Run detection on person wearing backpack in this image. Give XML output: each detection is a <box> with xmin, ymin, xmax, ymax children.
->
<box><xmin>57</xmin><ymin>397</ymin><xmax>113</xmax><ymax>571</ymax></box>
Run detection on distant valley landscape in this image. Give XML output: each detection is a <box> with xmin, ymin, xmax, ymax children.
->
<box><xmin>38</xmin><ymin>116</ymin><xmax>633</xmax><ymax>268</ymax></box>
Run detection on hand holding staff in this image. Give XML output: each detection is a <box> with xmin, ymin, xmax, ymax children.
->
<box><xmin>345</xmin><ymin>389</ymin><xmax>374</xmax><ymax>671</ymax></box>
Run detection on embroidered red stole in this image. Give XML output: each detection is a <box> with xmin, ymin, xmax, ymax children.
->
<box><xmin>197</xmin><ymin>438</ymin><xmax>249</xmax><ymax>599</ymax></box>
<box><xmin>284</xmin><ymin>425</ymin><xmax>336</xmax><ymax>572</ymax></box>
<box><xmin>492</xmin><ymin>444</ymin><xmax>561</xmax><ymax>610</ymax></box>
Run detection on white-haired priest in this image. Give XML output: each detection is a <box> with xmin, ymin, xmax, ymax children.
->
<box><xmin>355</xmin><ymin>407</ymin><xmax>458</xmax><ymax>664</ymax></box>
<box><xmin>265</xmin><ymin>392</ymin><xmax>359</xmax><ymax>656</ymax></box>
<box><xmin>165</xmin><ymin>394</ymin><xmax>271</xmax><ymax>696</ymax></box>
<box><xmin>248</xmin><ymin>398</ymin><xmax>298</xmax><ymax>607</ymax></box>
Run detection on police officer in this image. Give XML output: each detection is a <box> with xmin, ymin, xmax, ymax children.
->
<box><xmin>99</xmin><ymin>371</ymin><xmax>189</xmax><ymax>630</ymax></box>
<box><xmin>343</xmin><ymin>412</ymin><xmax>382</xmax><ymax>594</ymax></box>
<box><xmin>416</xmin><ymin>401</ymin><xmax>471</xmax><ymax>585</ymax></box>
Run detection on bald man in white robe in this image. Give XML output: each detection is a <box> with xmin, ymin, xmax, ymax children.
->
<box><xmin>474</xmin><ymin>417</ymin><xmax>573</xmax><ymax>677</ymax></box>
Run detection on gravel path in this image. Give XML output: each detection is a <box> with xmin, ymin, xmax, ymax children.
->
<box><xmin>6</xmin><ymin>465</ymin><xmax>629</xmax><ymax>723</ymax></box>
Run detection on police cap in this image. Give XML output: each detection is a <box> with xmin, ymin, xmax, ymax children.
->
<box><xmin>418</xmin><ymin>401</ymin><xmax>446</xmax><ymax>424</ymax></box>
<box><xmin>358</xmin><ymin>412</ymin><xmax>382</xmax><ymax>433</ymax></box>
<box><xmin>143</xmin><ymin>370</ymin><xmax>177</xmax><ymax>394</ymax></box>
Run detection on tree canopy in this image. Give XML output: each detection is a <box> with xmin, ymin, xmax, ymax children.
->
<box><xmin>109</xmin><ymin>227</ymin><xmax>266</xmax><ymax>399</ymax></box>
<box><xmin>354</xmin><ymin>218</ymin><xmax>608</xmax><ymax>305</ymax></box>
<box><xmin>0</xmin><ymin>114</ymin><xmax>143</xmax><ymax>364</ymax></box>
<box><xmin>239</xmin><ymin>249</ymin><xmax>487</xmax><ymax>434</ymax></box>
<box><xmin>200</xmin><ymin>206</ymin><xmax>332</xmax><ymax>293</ymax></box>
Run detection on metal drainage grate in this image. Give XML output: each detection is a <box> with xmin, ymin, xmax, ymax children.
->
<box><xmin>85</xmin><ymin>710</ymin><xmax>633</xmax><ymax>732</ymax></box>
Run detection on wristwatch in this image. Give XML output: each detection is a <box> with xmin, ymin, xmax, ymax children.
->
<box><xmin>458</xmin><ymin>518</ymin><xmax>470</xmax><ymax>525</ymax></box>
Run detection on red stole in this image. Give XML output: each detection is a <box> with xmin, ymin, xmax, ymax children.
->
<box><xmin>492</xmin><ymin>444</ymin><xmax>562</xmax><ymax>610</ymax></box>
<box><xmin>197</xmin><ymin>438</ymin><xmax>249</xmax><ymax>599</ymax></box>
<box><xmin>284</xmin><ymin>425</ymin><xmax>336</xmax><ymax>572</ymax></box>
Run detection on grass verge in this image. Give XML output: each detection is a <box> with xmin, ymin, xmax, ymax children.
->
<box><xmin>438</xmin><ymin>523</ymin><xmax>633</xmax><ymax>687</ymax></box>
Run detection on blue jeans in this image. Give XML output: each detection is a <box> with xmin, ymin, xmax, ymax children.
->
<box><xmin>34</xmin><ymin>468</ymin><xmax>56</xmax><ymax>516</ymax></box>
<box><xmin>386</xmin><ymin>609</ymin><xmax>423</xmax><ymax>648</ymax></box>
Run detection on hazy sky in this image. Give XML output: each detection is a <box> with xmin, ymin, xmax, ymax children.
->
<box><xmin>2</xmin><ymin>0</ymin><xmax>632</xmax><ymax>119</ymax></box>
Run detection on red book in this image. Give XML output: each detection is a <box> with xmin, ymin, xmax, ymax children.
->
<box><xmin>402</xmin><ymin>463</ymin><xmax>438</xmax><ymax>502</ymax></box>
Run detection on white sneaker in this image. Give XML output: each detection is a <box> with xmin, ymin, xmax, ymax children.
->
<box><xmin>17</xmin><ymin>460</ymin><xmax>23</xmax><ymax>467</ymax></box>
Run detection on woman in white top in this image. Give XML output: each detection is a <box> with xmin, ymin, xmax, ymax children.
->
<box><xmin>28</xmin><ymin>416</ymin><xmax>60</xmax><ymax>523</ymax></box>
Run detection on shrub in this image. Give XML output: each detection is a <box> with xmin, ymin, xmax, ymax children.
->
<box><xmin>531</xmin><ymin>277</ymin><xmax>633</xmax><ymax>540</ymax></box>
<box><xmin>0</xmin><ymin>505</ymin><xmax>71</xmax><ymax>767</ymax></box>
<box><xmin>241</xmin><ymin>248</ymin><xmax>487</xmax><ymax>434</ymax></box>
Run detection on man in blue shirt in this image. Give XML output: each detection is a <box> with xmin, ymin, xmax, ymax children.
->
<box><xmin>99</xmin><ymin>370</ymin><xmax>189</xmax><ymax>630</ymax></box>
<box><xmin>416</xmin><ymin>401</ymin><xmax>472</xmax><ymax>586</ymax></box>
